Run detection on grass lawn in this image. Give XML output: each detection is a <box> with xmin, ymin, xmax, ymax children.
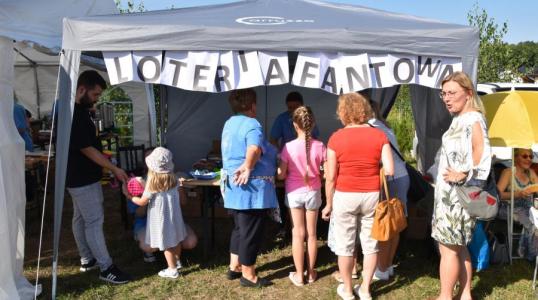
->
<box><xmin>23</xmin><ymin>187</ymin><xmax>538</xmax><ymax>299</ymax></box>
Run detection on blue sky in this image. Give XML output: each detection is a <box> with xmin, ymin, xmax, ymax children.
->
<box><xmin>129</xmin><ymin>0</ymin><xmax>536</xmax><ymax>43</ymax></box>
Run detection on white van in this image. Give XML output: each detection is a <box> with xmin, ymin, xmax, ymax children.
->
<box><xmin>477</xmin><ymin>82</ymin><xmax>538</xmax><ymax>95</ymax></box>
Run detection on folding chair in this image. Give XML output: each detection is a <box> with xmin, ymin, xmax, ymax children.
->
<box><xmin>507</xmin><ymin>204</ymin><xmax>526</xmax><ymax>263</ymax></box>
<box><xmin>117</xmin><ymin>145</ymin><xmax>146</xmax><ymax>229</ymax></box>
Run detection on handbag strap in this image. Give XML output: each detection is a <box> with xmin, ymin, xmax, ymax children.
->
<box><xmin>379</xmin><ymin>168</ymin><xmax>390</xmax><ymax>201</ymax></box>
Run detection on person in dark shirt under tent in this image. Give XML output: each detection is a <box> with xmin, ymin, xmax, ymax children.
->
<box><xmin>65</xmin><ymin>70</ymin><xmax>131</xmax><ymax>284</ymax></box>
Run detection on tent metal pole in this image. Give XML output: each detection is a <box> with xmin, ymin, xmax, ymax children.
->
<box><xmin>159</xmin><ymin>85</ymin><xmax>167</xmax><ymax>146</ymax></box>
<box><xmin>264</xmin><ymin>85</ymin><xmax>268</xmax><ymax>138</ymax></box>
<box><xmin>33</xmin><ymin>64</ymin><xmax>41</xmax><ymax>119</ymax></box>
<box><xmin>52</xmin><ymin>49</ymin><xmax>81</xmax><ymax>299</ymax></box>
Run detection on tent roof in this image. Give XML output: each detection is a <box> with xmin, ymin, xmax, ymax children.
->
<box><xmin>62</xmin><ymin>0</ymin><xmax>478</xmax><ymax>60</ymax></box>
<box><xmin>0</xmin><ymin>0</ymin><xmax>118</xmax><ymax>50</ymax></box>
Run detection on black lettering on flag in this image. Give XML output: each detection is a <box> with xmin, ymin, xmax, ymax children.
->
<box><xmin>436</xmin><ymin>65</ymin><xmax>454</xmax><ymax>88</ymax></box>
<box><xmin>346</xmin><ymin>64</ymin><xmax>369</xmax><ymax>91</ymax></box>
<box><xmin>321</xmin><ymin>67</ymin><xmax>337</xmax><ymax>93</ymax></box>
<box><xmin>193</xmin><ymin>65</ymin><xmax>211</xmax><ymax>91</ymax></box>
<box><xmin>417</xmin><ymin>56</ymin><xmax>441</xmax><ymax>77</ymax></box>
<box><xmin>300</xmin><ymin>62</ymin><xmax>319</xmax><ymax>86</ymax></box>
<box><xmin>215</xmin><ymin>65</ymin><xmax>231</xmax><ymax>92</ymax></box>
<box><xmin>137</xmin><ymin>56</ymin><xmax>161</xmax><ymax>82</ymax></box>
<box><xmin>238</xmin><ymin>51</ymin><xmax>248</xmax><ymax>72</ymax></box>
<box><xmin>265</xmin><ymin>59</ymin><xmax>286</xmax><ymax>85</ymax></box>
<box><xmin>169</xmin><ymin>60</ymin><xmax>187</xmax><ymax>87</ymax></box>
<box><xmin>394</xmin><ymin>58</ymin><xmax>414</xmax><ymax>83</ymax></box>
<box><xmin>369</xmin><ymin>62</ymin><xmax>386</xmax><ymax>88</ymax></box>
<box><xmin>114</xmin><ymin>57</ymin><xmax>129</xmax><ymax>83</ymax></box>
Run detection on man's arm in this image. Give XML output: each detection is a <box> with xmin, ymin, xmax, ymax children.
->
<box><xmin>80</xmin><ymin>146</ymin><xmax>129</xmax><ymax>182</ymax></box>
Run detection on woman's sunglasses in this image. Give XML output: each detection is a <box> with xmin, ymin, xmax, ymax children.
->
<box><xmin>519</xmin><ymin>154</ymin><xmax>534</xmax><ymax>160</ymax></box>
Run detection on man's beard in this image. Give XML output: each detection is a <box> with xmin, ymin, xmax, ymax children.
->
<box><xmin>80</xmin><ymin>92</ymin><xmax>94</xmax><ymax>109</ymax></box>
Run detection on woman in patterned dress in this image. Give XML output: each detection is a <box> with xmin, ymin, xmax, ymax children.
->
<box><xmin>432</xmin><ymin>71</ymin><xmax>491</xmax><ymax>300</ymax></box>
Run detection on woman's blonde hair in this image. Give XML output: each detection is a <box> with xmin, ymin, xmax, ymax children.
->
<box><xmin>441</xmin><ymin>71</ymin><xmax>485</xmax><ymax>114</ymax></box>
<box><xmin>145</xmin><ymin>169</ymin><xmax>177</xmax><ymax>193</ymax></box>
<box><xmin>337</xmin><ymin>93</ymin><xmax>373</xmax><ymax>126</ymax></box>
<box><xmin>292</xmin><ymin>106</ymin><xmax>316</xmax><ymax>185</ymax></box>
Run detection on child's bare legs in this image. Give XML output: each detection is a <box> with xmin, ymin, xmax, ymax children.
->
<box><xmin>180</xmin><ymin>225</ymin><xmax>198</xmax><ymax>250</ymax></box>
<box><xmin>136</xmin><ymin>229</ymin><xmax>157</xmax><ymax>254</ymax></box>
<box><xmin>290</xmin><ymin>208</ymin><xmax>306</xmax><ymax>284</ymax></box>
<box><xmin>164</xmin><ymin>247</ymin><xmax>179</xmax><ymax>270</ymax></box>
<box><xmin>175</xmin><ymin>225</ymin><xmax>197</xmax><ymax>265</ymax></box>
<box><xmin>305</xmin><ymin>209</ymin><xmax>318</xmax><ymax>281</ymax></box>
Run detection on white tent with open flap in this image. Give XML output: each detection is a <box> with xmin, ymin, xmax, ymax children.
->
<box><xmin>53</xmin><ymin>0</ymin><xmax>478</xmax><ymax>295</ymax></box>
<box><xmin>0</xmin><ymin>0</ymin><xmax>155</xmax><ymax>299</ymax></box>
<box><xmin>12</xmin><ymin>45</ymin><xmax>156</xmax><ymax>147</ymax></box>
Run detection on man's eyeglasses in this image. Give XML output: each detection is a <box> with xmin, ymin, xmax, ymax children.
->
<box><xmin>519</xmin><ymin>154</ymin><xmax>534</xmax><ymax>160</ymax></box>
<box><xmin>439</xmin><ymin>91</ymin><xmax>460</xmax><ymax>99</ymax></box>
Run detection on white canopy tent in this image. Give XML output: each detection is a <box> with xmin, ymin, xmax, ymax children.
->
<box><xmin>52</xmin><ymin>0</ymin><xmax>479</xmax><ymax>296</ymax></box>
<box><xmin>13</xmin><ymin>44</ymin><xmax>156</xmax><ymax>148</ymax></box>
<box><xmin>0</xmin><ymin>0</ymin><xmax>157</xmax><ymax>299</ymax></box>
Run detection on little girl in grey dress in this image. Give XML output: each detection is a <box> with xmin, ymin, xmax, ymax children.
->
<box><xmin>130</xmin><ymin>147</ymin><xmax>188</xmax><ymax>279</ymax></box>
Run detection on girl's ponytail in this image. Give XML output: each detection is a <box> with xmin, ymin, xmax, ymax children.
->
<box><xmin>292</xmin><ymin>106</ymin><xmax>315</xmax><ymax>186</ymax></box>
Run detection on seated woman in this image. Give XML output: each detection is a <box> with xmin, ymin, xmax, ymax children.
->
<box><xmin>497</xmin><ymin>148</ymin><xmax>538</xmax><ymax>260</ymax></box>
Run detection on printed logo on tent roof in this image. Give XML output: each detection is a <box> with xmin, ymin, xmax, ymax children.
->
<box><xmin>236</xmin><ymin>16</ymin><xmax>314</xmax><ymax>25</ymax></box>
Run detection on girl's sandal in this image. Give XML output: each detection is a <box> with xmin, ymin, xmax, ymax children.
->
<box><xmin>288</xmin><ymin>272</ymin><xmax>304</xmax><ymax>287</ymax></box>
<box><xmin>304</xmin><ymin>270</ymin><xmax>317</xmax><ymax>283</ymax></box>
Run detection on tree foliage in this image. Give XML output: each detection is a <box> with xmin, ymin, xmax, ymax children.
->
<box><xmin>510</xmin><ymin>41</ymin><xmax>538</xmax><ymax>73</ymax></box>
<box><xmin>467</xmin><ymin>4</ymin><xmax>519</xmax><ymax>82</ymax></box>
<box><xmin>114</xmin><ymin>0</ymin><xmax>146</xmax><ymax>13</ymax></box>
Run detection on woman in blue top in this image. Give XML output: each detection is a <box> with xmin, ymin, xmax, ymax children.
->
<box><xmin>221</xmin><ymin>88</ymin><xmax>278</xmax><ymax>288</ymax></box>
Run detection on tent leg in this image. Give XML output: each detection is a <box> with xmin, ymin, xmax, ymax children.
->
<box><xmin>52</xmin><ymin>49</ymin><xmax>81</xmax><ymax>299</ymax></box>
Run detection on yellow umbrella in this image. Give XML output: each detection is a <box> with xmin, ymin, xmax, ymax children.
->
<box><xmin>482</xmin><ymin>90</ymin><xmax>538</xmax><ymax>263</ymax></box>
<box><xmin>483</xmin><ymin>91</ymin><xmax>538</xmax><ymax>148</ymax></box>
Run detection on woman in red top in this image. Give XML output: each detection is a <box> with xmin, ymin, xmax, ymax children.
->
<box><xmin>322</xmin><ymin>93</ymin><xmax>394</xmax><ymax>300</ymax></box>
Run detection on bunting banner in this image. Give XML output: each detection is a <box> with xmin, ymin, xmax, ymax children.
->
<box><xmin>104</xmin><ymin>51</ymin><xmax>462</xmax><ymax>93</ymax></box>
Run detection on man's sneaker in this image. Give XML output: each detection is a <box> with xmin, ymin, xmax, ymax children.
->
<box><xmin>143</xmin><ymin>252</ymin><xmax>156</xmax><ymax>263</ymax></box>
<box><xmin>80</xmin><ymin>258</ymin><xmax>98</xmax><ymax>272</ymax></box>
<box><xmin>176</xmin><ymin>260</ymin><xmax>182</xmax><ymax>270</ymax></box>
<box><xmin>99</xmin><ymin>265</ymin><xmax>131</xmax><ymax>284</ymax></box>
<box><xmin>158</xmin><ymin>268</ymin><xmax>179</xmax><ymax>279</ymax></box>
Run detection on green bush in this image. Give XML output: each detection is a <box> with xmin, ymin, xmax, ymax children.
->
<box><xmin>386</xmin><ymin>85</ymin><xmax>416</xmax><ymax>163</ymax></box>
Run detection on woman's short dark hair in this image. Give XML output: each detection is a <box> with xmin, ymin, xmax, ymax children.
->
<box><xmin>286</xmin><ymin>91</ymin><xmax>303</xmax><ymax>104</ymax></box>
<box><xmin>228</xmin><ymin>88</ymin><xmax>257</xmax><ymax>113</ymax></box>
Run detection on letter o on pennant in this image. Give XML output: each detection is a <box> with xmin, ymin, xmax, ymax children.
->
<box><xmin>394</xmin><ymin>58</ymin><xmax>414</xmax><ymax>84</ymax></box>
<box><xmin>137</xmin><ymin>56</ymin><xmax>161</xmax><ymax>82</ymax></box>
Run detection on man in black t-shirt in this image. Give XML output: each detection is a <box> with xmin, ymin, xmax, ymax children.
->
<box><xmin>66</xmin><ymin>70</ymin><xmax>130</xmax><ymax>284</ymax></box>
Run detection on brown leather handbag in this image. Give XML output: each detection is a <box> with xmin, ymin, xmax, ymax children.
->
<box><xmin>371</xmin><ymin>169</ymin><xmax>407</xmax><ymax>242</ymax></box>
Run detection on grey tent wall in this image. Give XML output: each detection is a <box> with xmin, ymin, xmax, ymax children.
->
<box><xmin>52</xmin><ymin>49</ymin><xmax>80</xmax><ymax>299</ymax></box>
<box><xmin>409</xmin><ymin>84</ymin><xmax>451</xmax><ymax>173</ymax></box>
<box><xmin>409</xmin><ymin>53</ymin><xmax>478</xmax><ymax>173</ymax></box>
<box><xmin>364</xmin><ymin>86</ymin><xmax>401</xmax><ymax>118</ymax></box>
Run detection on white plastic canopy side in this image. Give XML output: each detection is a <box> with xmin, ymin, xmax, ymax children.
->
<box><xmin>0</xmin><ymin>36</ymin><xmax>36</xmax><ymax>300</ymax></box>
